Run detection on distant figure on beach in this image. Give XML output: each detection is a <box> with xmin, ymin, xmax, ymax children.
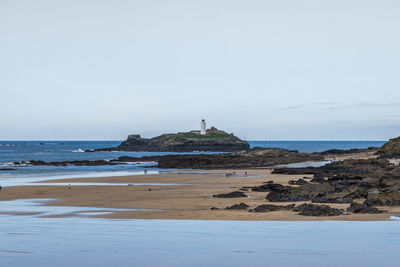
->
<box><xmin>68</xmin><ymin>184</ymin><xmax>71</xmax><ymax>189</ymax></box>
<box><xmin>245</xmin><ymin>171</ymin><xmax>247</xmax><ymax>177</ymax></box>
<box><xmin>144</xmin><ymin>169</ymin><xmax>148</xmax><ymax>175</ymax></box>
<box><xmin>0</xmin><ymin>185</ymin><xmax>2</xmax><ymax>191</ymax></box>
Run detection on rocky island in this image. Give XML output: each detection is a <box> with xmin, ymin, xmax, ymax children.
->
<box><xmin>93</xmin><ymin>121</ymin><xmax>250</xmax><ymax>152</ymax></box>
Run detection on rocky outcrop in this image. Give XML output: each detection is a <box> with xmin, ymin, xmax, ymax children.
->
<box><xmin>347</xmin><ymin>202</ymin><xmax>385</xmax><ymax>214</ymax></box>
<box><xmin>156</xmin><ymin>148</ymin><xmax>323</xmax><ymax>169</ymax></box>
<box><xmin>266</xmin><ymin>183</ymin><xmax>335</xmax><ymax>202</ymax></box>
<box><xmin>272</xmin><ymin>158</ymin><xmax>393</xmax><ymax>178</ymax></box>
<box><xmin>293</xmin><ymin>204</ymin><xmax>344</xmax><ymax>216</ymax></box>
<box><xmin>251</xmin><ymin>158</ymin><xmax>400</xmax><ymax>209</ymax></box>
<box><xmin>310</xmin><ymin>177</ymin><xmax>326</xmax><ymax>183</ymax></box>
<box><xmin>96</xmin><ymin>128</ymin><xmax>250</xmax><ymax>152</ymax></box>
<box><xmin>364</xmin><ymin>190</ymin><xmax>400</xmax><ymax>206</ymax></box>
<box><xmin>378</xmin><ymin>136</ymin><xmax>400</xmax><ymax>158</ymax></box>
<box><xmin>251</xmin><ymin>182</ymin><xmax>284</xmax><ymax>192</ymax></box>
<box><xmin>249</xmin><ymin>204</ymin><xmax>295</xmax><ymax>212</ymax></box>
<box><xmin>225</xmin><ymin>203</ymin><xmax>249</xmax><ymax>210</ymax></box>
<box><xmin>288</xmin><ymin>178</ymin><xmax>309</xmax><ymax>185</ymax></box>
<box><xmin>213</xmin><ymin>191</ymin><xmax>248</xmax><ymax>198</ymax></box>
<box><xmin>315</xmin><ymin>147</ymin><xmax>378</xmax><ymax>156</ymax></box>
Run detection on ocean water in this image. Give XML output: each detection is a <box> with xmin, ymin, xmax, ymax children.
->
<box><xmin>0</xmin><ymin>141</ymin><xmax>218</xmax><ymax>178</ymax></box>
<box><xmin>249</xmin><ymin>140</ymin><xmax>385</xmax><ymax>153</ymax></box>
<box><xmin>0</xmin><ymin>140</ymin><xmax>385</xmax><ymax>178</ymax></box>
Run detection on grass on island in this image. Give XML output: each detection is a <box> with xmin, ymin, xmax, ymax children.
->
<box><xmin>179</xmin><ymin>131</ymin><xmax>233</xmax><ymax>140</ymax></box>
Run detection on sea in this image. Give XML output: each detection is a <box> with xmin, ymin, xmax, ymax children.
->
<box><xmin>2</xmin><ymin>139</ymin><xmax>398</xmax><ymax>267</ymax></box>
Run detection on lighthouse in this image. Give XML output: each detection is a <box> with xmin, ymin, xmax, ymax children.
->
<box><xmin>200</xmin><ymin>119</ymin><xmax>206</xmax><ymax>135</ymax></box>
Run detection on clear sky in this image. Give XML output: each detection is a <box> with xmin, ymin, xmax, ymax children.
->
<box><xmin>1</xmin><ymin>0</ymin><xmax>399</xmax><ymax>140</ymax></box>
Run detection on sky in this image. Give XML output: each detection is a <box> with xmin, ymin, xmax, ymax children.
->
<box><xmin>1</xmin><ymin>0</ymin><xmax>399</xmax><ymax>140</ymax></box>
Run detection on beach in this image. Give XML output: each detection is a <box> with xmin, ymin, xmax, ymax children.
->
<box><xmin>1</xmin><ymin>166</ymin><xmax>399</xmax><ymax>221</ymax></box>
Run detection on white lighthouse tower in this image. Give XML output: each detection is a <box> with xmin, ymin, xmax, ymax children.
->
<box><xmin>200</xmin><ymin>119</ymin><xmax>206</xmax><ymax>135</ymax></box>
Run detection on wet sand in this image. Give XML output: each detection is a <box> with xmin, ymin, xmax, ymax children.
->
<box><xmin>1</xmin><ymin>169</ymin><xmax>399</xmax><ymax>221</ymax></box>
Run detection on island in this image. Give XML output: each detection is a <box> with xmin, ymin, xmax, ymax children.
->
<box><xmin>92</xmin><ymin>121</ymin><xmax>250</xmax><ymax>152</ymax></box>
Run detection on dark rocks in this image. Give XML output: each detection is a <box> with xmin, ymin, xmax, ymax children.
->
<box><xmin>249</xmin><ymin>204</ymin><xmax>295</xmax><ymax>212</ymax></box>
<box><xmin>225</xmin><ymin>203</ymin><xmax>249</xmax><ymax>210</ymax></box>
<box><xmin>266</xmin><ymin>183</ymin><xmax>334</xmax><ymax>202</ymax></box>
<box><xmin>288</xmin><ymin>178</ymin><xmax>309</xmax><ymax>185</ymax></box>
<box><xmin>347</xmin><ymin>202</ymin><xmax>385</xmax><ymax>214</ymax></box>
<box><xmin>316</xmin><ymin>147</ymin><xmax>378</xmax><ymax>156</ymax></box>
<box><xmin>312</xmin><ymin>196</ymin><xmax>353</xmax><ymax>204</ymax></box>
<box><xmin>157</xmin><ymin>148</ymin><xmax>323</xmax><ymax>169</ymax></box>
<box><xmin>0</xmin><ymin>168</ymin><xmax>16</xmax><ymax>171</ymax></box>
<box><xmin>364</xmin><ymin>191</ymin><xmax>400</xmax><ymax>206</ymax></box>
<box><xmin>272</xmin><ymin>167</ymin><xmax>321</xmax><ymax>176</ymax></box>
<box><xmin>310</xmin><ymin>177</ymin><xmax>326</xmax><ymax>183</ymax></box>
<box><xmin>251</xmin><ymin>183</ymin><xmax>285</xmax><ymax>192</ymax></box>
<box><xmin>249</xmin><ymin>203</ymin><xmax>346</xmax><ymax>216</ymax></box>
<box><xmin>273</xmin><ymin>158</ymin><xmax>394</xmax><ymax>179</ymax></box>
<box><xmin>327</xmin><ymin>175</ymin><xmax>364</xmax><ymax>183</ymax></box>
<box><xmin>293</xmin><ymin>203</ymin><xmax>345</xmax><ymax>216</ymax></box>
<box><xmin>378</xmin><ymin>136</ymin><xmax>400</xmax><ymax>158</ymax></box>
<box><xmin>213</xmin><ymin>191</ymin><xmax>248</xmax><ymax>198</ymax></box>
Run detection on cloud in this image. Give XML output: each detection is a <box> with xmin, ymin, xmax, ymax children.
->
<box><xmin>276</xmin><ymin>102</ymin><xmax>340</xmax><ymax>110</ymax></box>
<box><xmin>277</xmin><ymin>101</ymin><xmax>400</xmax><ymax>111</ymax></box>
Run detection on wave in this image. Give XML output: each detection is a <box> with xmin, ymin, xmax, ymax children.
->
<box><xmin>72</xmin><ymin>149</ymin><xmax>85</xmax><ymax>153</ymax></box>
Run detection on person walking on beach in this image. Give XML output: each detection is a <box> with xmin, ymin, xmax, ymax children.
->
<box><xmin>0</xmin><ymin>185</ymin><xmax>2</xmax><ymax>191</ymax></box>
<box><xmin>144</xmin><ymin>169</ymin><xmax>148</xmax><ymax>175</ymax></box>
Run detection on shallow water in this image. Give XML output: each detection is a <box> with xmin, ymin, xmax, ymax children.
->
<box><xmin>0</xmin><ymin>170</ymin><xmax>160</xmax><ymax>187</ymax></box>
<box><xmin>0</xmin><ymin>199</ymin><xmax>160</xmax><ymax>217</ymax></box>
<box><xmin>0</xmin><ymin>215</ymin><xmax>399</xmax><ymax>267</ymax></box>
<box><xmin>274</xmin><ymin>161</ymin><xmax>332</xmax><ymax>168</ymax></box>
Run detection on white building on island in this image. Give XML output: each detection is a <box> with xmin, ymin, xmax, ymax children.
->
<box><xmin>200</xmin><ymin>119</ymin><xmax>206</xmax><ymax>135</ymax></box>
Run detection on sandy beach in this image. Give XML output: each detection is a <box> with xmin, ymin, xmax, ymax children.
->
<box><xmin>1</xmin><ymin>167</ymin><xmax>399</xmax><ymax>221</ymax></box>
